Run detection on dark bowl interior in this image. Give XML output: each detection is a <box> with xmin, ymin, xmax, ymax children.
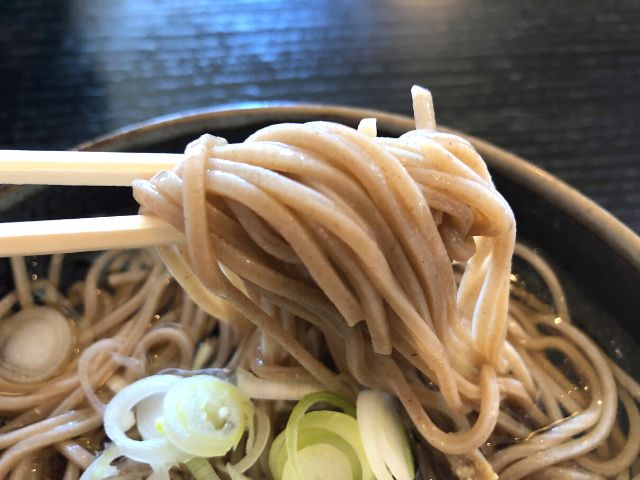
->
<box><xmin>1</xmin><ymin>106</ymin><xmax>638</xmax><ymax>381</ymax></box>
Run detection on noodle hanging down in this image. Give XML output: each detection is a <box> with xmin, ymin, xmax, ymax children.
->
<box><xmin>0</xmin><ymin>86</ymin><xmax>638</xmax><ymax>479</ymax></box>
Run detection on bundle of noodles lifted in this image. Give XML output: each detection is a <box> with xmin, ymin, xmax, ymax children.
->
<box><xmin>1</xmin><ymin>87</ymin><xmax>638</xmax><ymax>480</ymax></box>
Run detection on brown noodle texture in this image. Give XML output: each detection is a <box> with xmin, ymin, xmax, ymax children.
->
<box><xmin>0</xmin><ymin>88</ymin><xmax>637</xmax><ymax>479</ymax></box>
<box><xmin>130</xmin><ymin>89</ymin><xmax>639</xmax><ymax>478</ymax></box>
<box><xmin>0</xmin><ymin>251</ymin><xmax>250</xmax><ymax>479</ymax></box>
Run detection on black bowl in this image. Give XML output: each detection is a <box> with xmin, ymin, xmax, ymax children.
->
<box><xmin>1</xmin><ymin>104</ymin><xmax>639</xmax><ymax>379</ymax></box>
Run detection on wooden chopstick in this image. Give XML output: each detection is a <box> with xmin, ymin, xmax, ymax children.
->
<box><xmin>0</xmin><ymin>150</ymin><xmax>181</xmax><ymax>186</ymax></box>
<box><xmin>0</xmin><ymin>150</ymin><xmax>187</xmax><ymax>256</ymax></box>
<box><xmin>0</xmin><ymin>215</ymin><xmax>184</xmax><ymax>257</ymax></box>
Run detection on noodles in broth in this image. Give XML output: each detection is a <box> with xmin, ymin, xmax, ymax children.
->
<box><xmin>0</xmin><ymin>87</ymin><xmax>638</xmax><ymax>479</ymax></box>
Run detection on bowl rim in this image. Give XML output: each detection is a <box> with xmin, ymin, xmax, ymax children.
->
<box><xmin>76</xmin><ymin>102</ymin><xmax>640</xmax><ymax>272</ymax></box>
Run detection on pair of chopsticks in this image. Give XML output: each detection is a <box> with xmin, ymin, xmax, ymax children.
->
<box><xmin>0</xmin><ymin>151</ymin><xmax>185</xmax><ymax>257</ymax></box>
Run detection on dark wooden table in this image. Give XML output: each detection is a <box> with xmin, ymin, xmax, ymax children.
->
<box><xmin>1</xmin><ymin>0</ymin><xmax>639</xmax><ymax>232</ymax></box>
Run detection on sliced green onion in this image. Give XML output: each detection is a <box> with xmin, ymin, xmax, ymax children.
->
<box><xmin>163</xmin><ymin>375</ymin><xmax>254</xmax><ymax>458</ymax></box>
<box><xmin>237</xmin><ymin>368</ymin><xmax>323</xmax><ymax>400</ymax></box>
<box><xmin>185</xmin><ymin>457</ymin><xmax>221</xmax><ymax>480</ymax></box>
<box><xmin>135</xmin><ymin>393</ymin><xmax>165</xmax><ymax>440</ymax></box>
<box><xmin>150</xmin><ymin>462</ymin><xmax>171</xmax><ymax>480</ymax></box>
<box><xmin>104</xmin><ymin>374</ymin><xmax>186</xmax><ymax>465</ymax></box>
<box><xmin>286</xmin><ymin>392</ymin><xmax>355</xmax><ymax>479</ymax></box>
<box><xmin>79</xmin><ymin>445</ymin><xmax>119</xmax><ymax>480</ymax></box>
<box><xmin>284</xmin><ymin>443</ymin><xmax>352</xmax><ymax>480</ymax></box>
<box><xmin>104</xmin><ymin>373</ymin><xmax>257</xmax><ymax>477</ymax></box>
<box><xmin>229</xmin><ymin>404</ymin><xmax>271</xmax><ymax>473</ymax></box>
<box><xmin>357</xmin><ymin>390</ymin><xmax>414</xmax><ymax>480</ymax></box>
<box><xmin>269</xmin><ymin>392</ymin><xmax>373</xmax><ymax>480</ymax></box>
<box><xmin>226</xmin><ymin>463</ymin><xmax>252</xmax><ymax>480</ymax></box>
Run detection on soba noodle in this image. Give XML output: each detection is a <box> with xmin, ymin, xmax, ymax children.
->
<box><xmin>0</xmin><ymin>87</ymin><xmax>637</xmax><ymax>479</ymax></box>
